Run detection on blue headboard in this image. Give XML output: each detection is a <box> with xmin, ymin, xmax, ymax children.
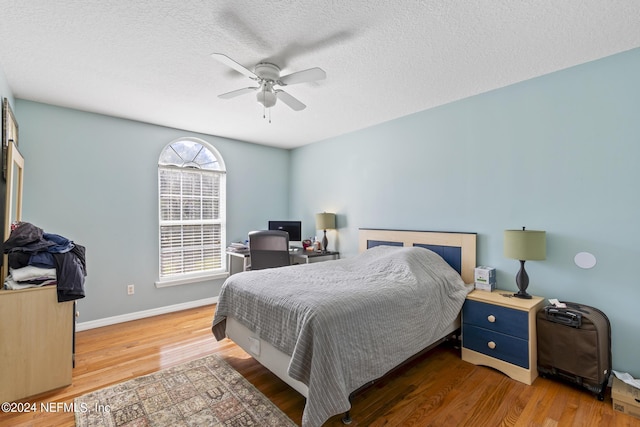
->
<box><xmin>360</xmin><ymin>229</ymin><xmax>476</xmax><ymax>284</ymax></box>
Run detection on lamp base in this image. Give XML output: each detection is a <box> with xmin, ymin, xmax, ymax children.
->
<box><xmin>513</xmin><ymin>290</ymin><xmax>532</xmax><ymax>299</ymax></box>
<box><xmin>513</xmin><ymin>259</ymin><xmax>532</xmax><ymax>299</ymax></box>
<box><xmin>321</xmin><ymin>230</ymin><xmax>328</xmax><ymax>253</ymax></box>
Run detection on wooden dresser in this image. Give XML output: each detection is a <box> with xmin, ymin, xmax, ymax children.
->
<box><xmin>0</xmin><ymin>286</ymin><xmax>74</xmax><ymax>402</ymax></box>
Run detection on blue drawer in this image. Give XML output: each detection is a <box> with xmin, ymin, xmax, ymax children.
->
<box><xmin>463</xmin><ymin>300</ymin><xmax>528</xmax><ymax>340</ymax></box>
<box><xmin>463</xmin><ymin>324</ymin><xmax>529</xmax><ymax>368</ymax></box>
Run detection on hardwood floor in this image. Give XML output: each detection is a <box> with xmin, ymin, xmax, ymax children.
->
<box><xmin>1</xmin><ymin>305</ymin><xmax>637</xmax><ymax>427</ymax></box>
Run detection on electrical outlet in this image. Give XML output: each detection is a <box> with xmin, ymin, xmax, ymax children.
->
<box><xmin>127</xmin><ymin>284</ymin><xmax>135</xmax><ymax>295</ymax></box>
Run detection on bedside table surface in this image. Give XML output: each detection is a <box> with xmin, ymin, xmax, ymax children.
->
<box><xmin>466</xmin><ymin>289</ymin><xmax>545</xmax><ymax>311</ymax></box>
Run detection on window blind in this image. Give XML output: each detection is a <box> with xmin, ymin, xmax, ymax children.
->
<box><xmin>159</xmin><ymin>166</ymin><xmax>225</xmax><ymax>278</ymax></box>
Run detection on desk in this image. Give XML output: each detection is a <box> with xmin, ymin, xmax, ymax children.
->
<box><xmin>227</xmin><ymin>249</ymin><xmax>340</xmax><ymax>275</ymax></box>
<box><xmin>227</xmin><ymin>251</ymin><xmax>251</xmax><ymax>276</ymax></box>
<box><xmin>290</xmin><ymin>250</ymin><xmax>340</xmax><ymax>264</ymax></box>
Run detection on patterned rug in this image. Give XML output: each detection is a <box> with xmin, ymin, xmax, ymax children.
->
<box><xmin>74</xmin><ymin>354</ymin><xmax>297</xmax><ymax>426</ymax></box>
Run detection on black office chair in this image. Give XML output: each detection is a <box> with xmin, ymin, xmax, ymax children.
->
<box><xmin>248</xmin><ymin>230</ymin><xmax>291</xmax><ymax>270</ymax></box>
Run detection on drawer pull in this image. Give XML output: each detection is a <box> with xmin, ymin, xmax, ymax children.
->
<box><xmin>487</xmin><ymin>314</ymin><xmax>496</xmax><ymax>323</ymax></box>
<box><xmin>487</xmin><ymin>341</ymin><xmax>496</xmax><ymax>350</ymax></box>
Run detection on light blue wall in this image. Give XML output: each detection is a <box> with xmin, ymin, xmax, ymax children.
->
<box><xmin>0</xmin><ymin>61</ymin><xmax>14</xmax><ymax>106</ymax></box>
<box><xmin>14</xmin><ymin>101</ymin><xmax>290</xmax><ymax>322</ymax></box>
<box><xmin>290</xmin><ymin>48</ymin><xmax>640</xmax><ymax>376</ymax></box>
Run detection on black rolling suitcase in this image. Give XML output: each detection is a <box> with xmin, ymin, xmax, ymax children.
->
<box><xmin>536</xmin><ymin>302</ymin><xmax>611</xmax><ymax>400</ymax></box>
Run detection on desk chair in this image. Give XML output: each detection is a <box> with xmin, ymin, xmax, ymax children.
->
<box><xmin>248</xmin><ymin>230</ymin><xmax>291</xmax><ymax>270</ymax></box>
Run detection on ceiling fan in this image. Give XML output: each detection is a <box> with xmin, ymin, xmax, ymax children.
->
<box><xmin>211</xmin><ymin>53</ymin><xmax>326</xmax><ymax>112</ymax></box>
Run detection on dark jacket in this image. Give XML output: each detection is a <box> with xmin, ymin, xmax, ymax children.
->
<box><xmin>3</xmin><ymin>221</ymin><xmax>86</xmax><ymax>302</ymax></box>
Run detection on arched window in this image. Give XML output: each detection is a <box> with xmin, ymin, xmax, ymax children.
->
<box><xmin>157</xmin><ymin>138</ymin><xmax>226</xmax><ymax>285</ymax></box>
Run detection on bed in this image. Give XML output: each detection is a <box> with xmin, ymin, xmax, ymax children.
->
<box><xmin>212</xmin><ymin>229</ymin><xmax>476</xmax><ymax>427</ymax></box>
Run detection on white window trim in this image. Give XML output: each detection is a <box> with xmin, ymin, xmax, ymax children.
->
<box><xmin>155</xmin><ymin>271</ymin><xmax>229</xmax><ymax>288</ymax></box>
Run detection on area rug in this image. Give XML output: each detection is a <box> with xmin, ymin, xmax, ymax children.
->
<box><xmin>74</xmin><ymin>354</ymin><xmax>297</xmax><ymax>426</ymax></box>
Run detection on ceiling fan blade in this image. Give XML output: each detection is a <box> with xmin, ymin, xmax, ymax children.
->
<box><xmin>275</xmin><ymin>90</ymin><xmax>306</xmax><ymax>111</ymax></box>
<box><xmin>211</xmin><ymin>53</ymin><xmax>258</xmax><ymax>80</ymax></box>
<box><xmin>278</xmin><ymin>67</ymin><xmax>326</xmax><ymax>86</ymax></box>
<box><xmin>218</xmin><ymin>87</ymin><xmax>258</xmax><ymax>99</ymax></box>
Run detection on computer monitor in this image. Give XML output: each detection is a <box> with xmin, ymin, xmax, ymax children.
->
<box><xmin>268</xmin><ymin>220</ymin><xmax>302</xmax><ymax>242</ymax></box>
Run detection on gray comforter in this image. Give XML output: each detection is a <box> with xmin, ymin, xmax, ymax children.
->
<box><xmin>212</xmin><ymin>245</ymin><xmax>471</xmax><ymax>427</ymax></box>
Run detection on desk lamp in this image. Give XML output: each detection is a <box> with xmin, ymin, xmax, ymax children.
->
<box><xmin>504</xmin><ymin>227</ymin><xmax>546</xmax><ymax>299</ymax></box>
<box><xmin>315</xmin><ymin>212</ymin><xmax>336</xmax><ymax>253</ymax></box>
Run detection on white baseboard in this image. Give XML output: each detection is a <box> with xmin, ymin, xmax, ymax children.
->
<box><xmin>76</xmin><ymin>297</ymin><xmax>219</xmax><ymax>331</ymax></box>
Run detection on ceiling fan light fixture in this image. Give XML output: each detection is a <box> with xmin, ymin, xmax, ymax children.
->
<box><xmin>212</xmin><ymin>53</ymin><xmax>325</xmax><ymax>113</ymax></box>
<box><xmin>257</xmin><ymin>89</ymin><xmax>277</xmax><ymax>108</ymax></box>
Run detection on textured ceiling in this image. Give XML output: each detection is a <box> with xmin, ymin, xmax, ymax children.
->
<box><xmin>0</xmin><ymin>1</ymin><xmax>639</xmax><ymax>149</ymax></box>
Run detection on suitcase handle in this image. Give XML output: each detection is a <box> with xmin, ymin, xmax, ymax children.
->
<box><xmin>545</xmin><ymin>307</ymin><xmax>582</xmax><ymax>327</ymax></box>
<box><xmin>561</xmin><ymin>301</ymin><xmax>591</xmax><ymax>315</ymax></box>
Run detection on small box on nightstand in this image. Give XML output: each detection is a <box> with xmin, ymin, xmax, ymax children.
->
<box><xmin>474</xmin><ymin>266</ymin><xmax>496</xmax><ymax>291</ymax></box>
<box><xmin>474</xmin><ymin>282</ymin><xmax>496</xmax><ymax>292</ymax></box>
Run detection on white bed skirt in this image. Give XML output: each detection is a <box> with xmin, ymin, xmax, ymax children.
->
<box><xmin>226</xmin><ymin>316</ymin><xmax>310</xmax><ymax>397</ymax></box>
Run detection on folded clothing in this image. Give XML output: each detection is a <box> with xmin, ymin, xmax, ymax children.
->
<box><xmin>10</xmin><ymin>265</ymin><xmax>57</xmax><ymax>282</ymax></box>
<box><xmin>4</xmin><ymin>277</ymin><xmax>56</xmax><ymax>290</ymax></box>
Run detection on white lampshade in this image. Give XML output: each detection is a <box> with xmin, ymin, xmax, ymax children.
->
<box><xmin>504</xmin><ymin>229</ymin><xmax>546</xmax><ymax>261</ymax></box>
<box><xmin>315</xmin><ymin>212</ymin><xmax>336</xmax><ymax>230</ymax></box>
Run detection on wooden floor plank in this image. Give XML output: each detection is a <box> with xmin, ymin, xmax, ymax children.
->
<box><xmin>1</xmin><ymin>304</ymin><xmax>638</xmax><ymax>427</ymax></box>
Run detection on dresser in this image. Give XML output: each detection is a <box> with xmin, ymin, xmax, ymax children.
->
<box><xmin>0</xmin><ymin>286</ymin><xmax>74</xmax><ymax>402</ymax></box>
<box><xmin>461</xmin><ymin>289</ymin><xmax>545</xmax><ymax>385</ymax></box>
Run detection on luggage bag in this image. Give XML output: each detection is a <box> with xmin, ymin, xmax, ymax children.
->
<box><xmin>536</xmin><ymin>302</ymin><xmax>611</xmax><ymax>400</ymax></box>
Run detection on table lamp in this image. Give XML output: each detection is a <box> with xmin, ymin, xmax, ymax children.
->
<box><xmin>504</xmin><ymin>227</ymin><xmax>546</xmax><ymax>299</ymax></box>
<box><xmin>315</xmin><ymin>212</ymin><xmax>336</xmax><ymax>253</ymax></box>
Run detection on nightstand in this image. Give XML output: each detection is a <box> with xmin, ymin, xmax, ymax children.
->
<box><xmin>461</xmin><ymin>289</ymin><xmax>545</xmax><ymax>385</ymax></box>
